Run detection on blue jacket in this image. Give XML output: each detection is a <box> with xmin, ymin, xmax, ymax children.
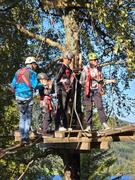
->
<box><xmin>11</xmin><ymin>65</ymin><xmax>41</xmax><ymax>100</ymax></box>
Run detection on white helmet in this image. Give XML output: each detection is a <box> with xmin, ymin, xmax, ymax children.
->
<box><xmin>25</xmin><ymin>56</ymin><xmax>37</xmax><ymax>65</ymax></box>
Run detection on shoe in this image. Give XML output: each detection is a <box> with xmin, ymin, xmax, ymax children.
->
<box><xmin>67</xmin><ymin>128</ymin><xmax>73</xmax><ymax>131</ymax></box>
<box><xmin>103</xmin><ymin>122</ymin><xmax>111</xmax><ymax>130</ymax></box>
<box><xmin>21</xmin><ymin>138</ymin><xmax>29</xmax><ymax>145</ymax></box>
<box><xmin>37</xmin><ymin>128</ymin><xmax>43</xmax><ymax>135</ymax></box>
<box><xmin>58</xmin><ymin>127</ymin><xmax>67</xmax><ymax>131</ymax></box>
<box><xmin>84</xmin><ymin>126</ymin><xmax>91</xmax><ymax>132</ymax></box>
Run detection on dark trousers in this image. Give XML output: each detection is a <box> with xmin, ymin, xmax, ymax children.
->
<box><xmin>55</xmin><ymin>88</ymin><xmax>70</xmax><ymax>130</ymax></box>
<box><xmin>42</xmin><ymin>109</ymin><xmax>52</xmax><ymax>134</ymax></box>
<box><xmin>83</xmin><ymin>89</ymin><xmax>106</xmax><ymax>126</ymax></box>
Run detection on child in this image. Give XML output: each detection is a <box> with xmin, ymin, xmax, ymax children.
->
<box><xmin>37</xmin><ymin>73</ymin><xmax>53</xmax><ymax>136</ymax></box>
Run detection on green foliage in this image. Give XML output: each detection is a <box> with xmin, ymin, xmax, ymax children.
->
<box><xmin>0</xmin><ymin>97</ymin><xmax>18</xmax><ymax>147</ymax></box>
<box><xmin>80</xmin><ymin>150</ymin><xmax>116</xmax><ymax>180</ymax></box>
<box><xmin>26</xmin><ymin>154</ymin><xmax>64</xmax><ymax>179</ymax></box>
<box><xmin>109</xmin><ymin>142</ymin><xmax>135</xmax><ymax>176</ymax></box>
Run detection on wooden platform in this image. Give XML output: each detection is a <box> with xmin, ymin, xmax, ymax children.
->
<box><xmin>14</xmin><ymin>125</ymin><xmax>135</xmax><ymax>151</ymax></box>
<box><xmin>42</xmin><ymin>125</ymin><xmax>135</xmax><ymax>151</ymax></box>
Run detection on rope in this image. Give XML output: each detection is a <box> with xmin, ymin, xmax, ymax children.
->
<box><xmin>36</xmin><ymin>15</ymin><xmax>45</xmax><ymax>59</ymax></box>
<box><xmin>69</xmin><ymin>78</ymin><xmax>84</xmax><ymax>131</ymax></box>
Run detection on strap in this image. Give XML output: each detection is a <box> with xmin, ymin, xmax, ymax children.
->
<box><xmin>87</xmin><ymin>67</ymin><xmax>91</xmax><ymax>83</ymax></box>
<box><xmin>17</xmin><ymin>68</ymin><xmax>33</xmax><ymax>91</ymax></box>
<box><xmin>85</xmin><ymin>67</ymin><xmax>91</xmax><ymax>96</ymax></box>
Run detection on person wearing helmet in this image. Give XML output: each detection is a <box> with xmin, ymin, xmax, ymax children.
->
<box><xmin>10</xmin><ymin>56</ymin><xmax>41</xmax><ymax>144</ymax></box>
<box><xmin>80</xmin><ymin>52</ymin><xmax>110</xmax><ymax>131</ymax></box>
<box><xmin>37</xmin><ymin>73</ymin><xmax>54</xmax><ymax>136</ymax></box>
<box><xmin>55</xmin><ymin>50</ymin><xmax>75</xmax><ymax>131</ymax></box>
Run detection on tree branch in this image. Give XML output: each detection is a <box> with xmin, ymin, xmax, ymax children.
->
<box><xmin>41</xmin><ymin>0</ymin><xmax>92</xmax><ymax>9</ymax></box>
<box><xmin>0</xmin><ymin>136</ymin><xmax>42</xmax><ymax>159</ymax></box>
<box><xmin>0</xmin><ymin>20</ymin><xmax>65</xmax><ymax>51</ymax></box>
<box><xmin>100</xmin><ymin>60</ymin><xmax>125</xmax><ymax>67</ymax></box>
<box><xmin>17</xmin><ymin>160</ymin><xmax>34</xmax><ymax>180</ymax></box>
<box><xmin>16</xmin><ymin>24</ymin><xmax>65</xmax><ymax>52</ymax></box>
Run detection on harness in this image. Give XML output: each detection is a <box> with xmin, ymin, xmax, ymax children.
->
<box><xmin>17</xmin><ymin>68</ymin><xmax>33</xmax><ymax>91</ymax></box>
<box><xmin>60</xmin><ymin>65</ymin><xmax>74</xmax><ymax>92</ymax></box>
<box><xmin>85</xmin><ymin>67</ymin><xmax>91</xmax><ymax>97</ymax></box>
<box><xmin>39</xmin><ymin>84</ymin><xmax>53</xmax><ymax>112</ymax></box>
<box><xmin>85</xmin><ymin>67</ymin><xmax>104</xmax><ymax>97</ymax></box>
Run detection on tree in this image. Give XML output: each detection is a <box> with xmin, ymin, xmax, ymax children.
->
<box><xmin>0</xmin><ymin>0</ymin><xmax>134</xmax><ymax>179</ymax></box>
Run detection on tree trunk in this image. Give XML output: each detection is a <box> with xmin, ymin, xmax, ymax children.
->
<box><xmin>62</xmin><ymin>9</ymin><xmax>80</xmax><ymax>69</ymax></box>
<box><xmin>62</xmin><ymin>150</ymin><xmax>80</xmax><ymax>180</ymax></box>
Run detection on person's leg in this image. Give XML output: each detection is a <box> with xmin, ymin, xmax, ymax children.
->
<box><xmin>55</xmin><ymin>88</ymin><xmax>63</xmax><ymax>130</ymax></box>
<box><xmin>42</xmin><ymin>110</ymin><xmax>51</xmax><ymax>134</ymax></box>
<box><xmin>24</xmin><ymin>100</ymin><xmax>33</xmax><ymax>139</ymax></box>
<box><xmin>61</xmin><ymin>90</ymin><xmax>68</xmax><ymax>128</ymax></box>
<box><xmin>18</xmin><ymin>101</ymin><xmax>27</xmax><ymax>140</ymax></box>
<box><xmin>93</xmin><ymin>90</ymin><xmax>107</xmax><ymax>124</ymax></box>
<box><xmin>83</xmin><ymin>93</ymin><xmax>93</xmax><ymax>127</ymax></box>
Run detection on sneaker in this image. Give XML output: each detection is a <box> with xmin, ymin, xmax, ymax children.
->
<box><xmin>84</xmin><ymin>126</ymin><xmax>91</xmax><ymax>132</ymax></box>
<box><xmin>37</xmin><ymin>128</ymin><xmax>43</xmax><ymax>135</ymax></box>
<box><xmin>58</xmin><ymin>127</ymin><xmax>67</xmax><ymax>131</ymax></box>
<box><xmin>103</xmin><ymin>122</ymin><xmax>111</xmax><ymax>130</ymax></box>
<box><xmin>67</xmin><ymin>128</ymin><xmax>73</xmax><ymax>131</ymax></box>
<box><xmin>21</xmin><ymin>138</ymin><xmax>29</xmax><ymax>145</ymax></box>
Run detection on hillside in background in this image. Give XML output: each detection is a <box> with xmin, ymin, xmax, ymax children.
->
<box><xmin>109</xmin><ymin>142</ymin><xmax>135</xmax><ymax>176</ymax></box>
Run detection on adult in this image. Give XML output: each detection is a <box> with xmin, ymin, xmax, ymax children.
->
<box><xmin>55</xmin><ymin>50</ymin><xmax>74</xmax><ymax>131</ymax></box>
<box><xmin>80</xmin><ymin>52</ymin><xmax>111</xmax><ymax>131</ymax></box>
<box><xmin>11</xmin><ymin>56</ymin><xmax>40</xmax><ymax>144</ymax></box>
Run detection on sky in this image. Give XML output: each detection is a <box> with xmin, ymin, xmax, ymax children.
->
<box><xmin>120</xmin><ymin>80</ymin><xmax>135</xmax><ymax>123</ymax></box>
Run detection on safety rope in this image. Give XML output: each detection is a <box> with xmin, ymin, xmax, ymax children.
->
<box><xmin>69</xmin><ymin>78</ymin><xmax>84</xmax><ymax>131</ymax></box>
<box><xmin>36</xmin><ymin>15</ymin><xmax>45</xmax><ymax>59</ymax></box>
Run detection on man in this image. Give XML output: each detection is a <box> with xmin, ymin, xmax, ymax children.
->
<box><xmin>38</xmin><ymin>72</ymin><xmax>53</xmax><ymax>136</ymax></box>
<box><xmin>80</xmin><ymin>52</ymin><xmax>112</xmax><ymax>131</ymax></box>
<box><xmin>11</xmin><ymin>56</ymin><xmax>40</xmax><ymax>144</ymax></box>
<box><xmin>55</xmin><ymin>50</ymin><xmax>74</xmax><ymax>131</ymax></box>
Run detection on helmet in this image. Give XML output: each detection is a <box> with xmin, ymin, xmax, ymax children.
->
<box><xmin>88</xmin><ymin>52</ymin><xmax>98</xmax><ymax>61</ymax></box>
<box><xmin>37</xmin><ymin>73</ymin><xmax>49</xmax><ymax>80</ymax></box>
<box><xmin>25</xmin><ymin>56</ymin><xmax>37</xmax><ymax>65</ymax></box>
<box><xmin>63</xmin><ymin>50</ymin><xmax>74</xmax><ymax>59</ymax></box>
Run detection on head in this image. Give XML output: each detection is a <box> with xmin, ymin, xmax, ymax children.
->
<box><xmin>37</xmin><ymin>72</ymin><xmax>49</xmax><ymax>85</ymax></box>
<box><xmin>25</xmin><ymin>56</ymin><xmax>38</xmax><ymax>70</ymax></box>
<box><xmin>88</xmin><ymin>52</ymin><xmax>98</xmax><ymax>67</ymax></box>
<box><xmin>62</xmin><ymin>50</ymin><xmax>74</xmax><ymax>66</ymax></box>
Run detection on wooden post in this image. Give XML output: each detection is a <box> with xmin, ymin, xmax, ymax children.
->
<box><xmin>61</xmin><ymin>150</ymin><xmax>80</xmax><ymax>180</ymax></box>
<box><xmin>14</xmin><ymin>130</ymin><xmax>21</xmax><ymax>142</ymax></box>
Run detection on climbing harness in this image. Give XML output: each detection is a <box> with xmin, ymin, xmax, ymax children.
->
<box><xmin>17</xmin><ymin>68</ymin><xmax>33</xmax><ymax>91</ymax></box>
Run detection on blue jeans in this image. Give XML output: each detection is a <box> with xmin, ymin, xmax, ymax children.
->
<box><xmin>17</xmin><ymin>99</ymin><xmax>33</xmax><ymax>140</ymax></box>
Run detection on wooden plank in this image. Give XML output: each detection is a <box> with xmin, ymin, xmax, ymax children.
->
<box><xmin>41</xmin><ymin>142</ymin><xmax>92</xmax><ymax>151</ymax></box>
<box><xmin>80</xmin><ymin>142</ymin><xmax>91</xmax><ymax>150</ymax></box>
<box><xmin>100</xmin><ymin>141</ymin><xmax>110</xmax><ymax>150</ymax></box>
<box><xmin>14</xmin><ymin>131</ymin><xmax>21</xmax><ymax>142</ymax></box>
<box><xmin>29</xmin><ymin>132</ymin><xmax>36</xmax><ymax>140</ymax></box>
<box><xmin>43</xmin><ymin>137</ymin><xmax>91</xmax><ymax>143</ymax></box>
<box><xmin>116</xmin><ymin>136</ymin><xmax>135</xmax><ymax>141</ymax></box>
<box><xmin>14</xmin><ymin>131</ymin><xmax>37</xmax><ymax>142</ymax></box>
<box><xmin>97</xmin><ymin>126</ymin><xmax>135</xmax><ymax>136</ymax></box>
<box><xmin>55</xmin><ymin>131</ymin><xmax>65</xmax><ymax>138</ymax></box>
